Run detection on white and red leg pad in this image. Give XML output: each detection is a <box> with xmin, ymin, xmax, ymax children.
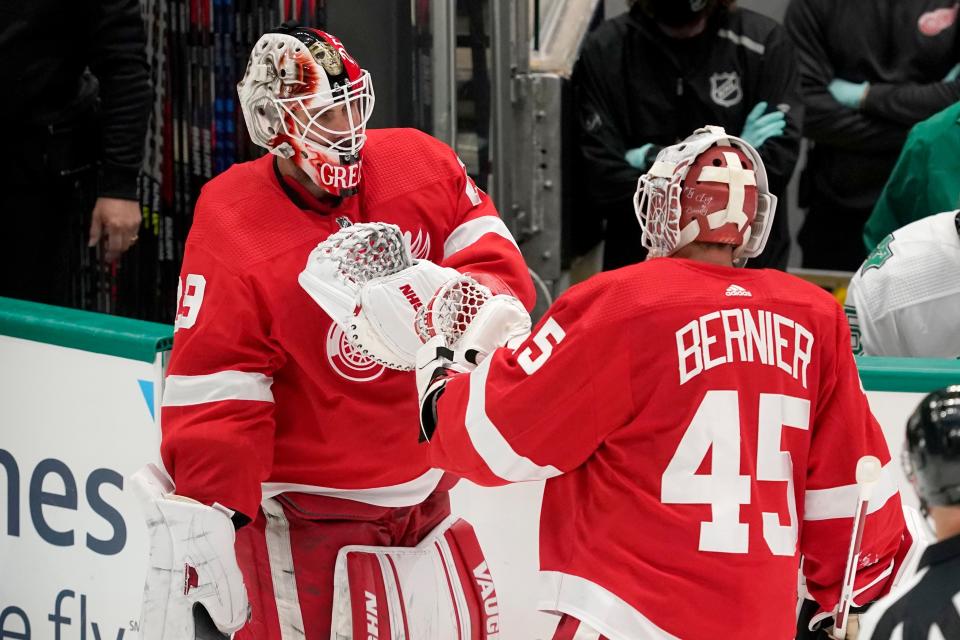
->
<box><xmin>130</xmin><ymin>464</ymin><xmax>250</xmax><ymax>640</ymax></box>
<box><xmin>330</xmin><ymin>516</ymin><xmax>501</xmax><ymax>640</ymax></box>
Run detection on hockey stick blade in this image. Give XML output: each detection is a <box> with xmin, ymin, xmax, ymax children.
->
<box><xmin>193</xmin><ymin>604</ymin><xmax>230</xmax><ymax>640</ymax></box>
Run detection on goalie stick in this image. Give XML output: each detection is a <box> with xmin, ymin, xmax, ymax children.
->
<box><xmin>833</xmin><ymin>455</ymin><xmax>882</xmax><ymax>639</ymax></box>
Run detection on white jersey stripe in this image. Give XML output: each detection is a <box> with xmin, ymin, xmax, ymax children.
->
<box><xmin>262</xmin><ymin>498</ymin><xmax>307</xmax><ymax>640</ymax></box>
<box><xmin>163</xmin><ymin>371</ymin><xmax>274</xmax><ymax>406</ymax></box>
<box><xmin>803</xmin><ymin>461</ymin><xmax>899</xmax><ymax>521</ymax></box>
<box><xmin>852</xmin><ymin>559</ymin><xmax>895</xmax><ymax>607</ymax></box>
<box><xmin>443</xmin><ymin>216</ymin><xmax>519</xmax><ymax>260</ymax></box>
<box><xmin>465</xmin><ymin>355</ymin><xmax>563</xmax><ymax>482</ymax></box>
<box><xmin>538</xmin><ymin>571</ymin><xmax>681</xmax><ymax>640</ymax></box>
<box><xmin>261</xmin><ymin>468</ymin><xmax>445</xmax><ymax>508</ymax></box>
<box><xmin>717</xmin><ymin>29</ymin><xmax>766</xmax><ymax>54</ymax></box>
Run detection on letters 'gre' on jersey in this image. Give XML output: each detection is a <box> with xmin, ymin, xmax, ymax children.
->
<box><xmin>429</xmin><ymin>258</ymin><xmax>909</xmax><ymax>640</ymax></box>
<box><xmin>161</xmin><ymin>127</ymin><xmax>534</xmax><ymax>520</ymax></box>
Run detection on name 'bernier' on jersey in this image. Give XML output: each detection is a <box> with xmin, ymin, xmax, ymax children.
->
<box><xmin>677</xmin><ymin>308</ymin><xmax>814</xmax><ymax>387</ymax></box>
<box><xmin>406</xmin><ymin>126</ymin><xmax>911</xmax><ymax>640</ymax></box>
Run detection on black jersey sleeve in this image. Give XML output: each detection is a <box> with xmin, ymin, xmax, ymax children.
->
<box><xmin>784</xmin><ymin>0</ymin><xmax>906</xmax><ymax>152</ymax></box>
<box><xmin>572</xmin><ymin>29</ymin><xmax>644</xmax><ymax>211</ymax></box>
<box><xmin>88</xmin><ymin>0</ymin><xmax>152</xmax><ymax>200</ymax></box>
<box><xmin>751</xmin><ymin>24</ymin><xmax>803</xmax><ymax>199</ymax></box>
<box><xmin>862</xmin><ymin>80</ymin><xmax>960</xmax><ymax>127</ymax></box>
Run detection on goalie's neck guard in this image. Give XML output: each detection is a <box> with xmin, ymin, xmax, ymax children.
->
<box><xmin>633</xmin><ymin>125</ymin><xmax>777</xmax><ymax>265</ymax></box>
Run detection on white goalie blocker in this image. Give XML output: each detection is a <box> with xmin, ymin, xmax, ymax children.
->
<box><xmin>330</xmin><ymin>517</ymin><xmax>502</xmax><ymax>640</ymax></box>
<box><xmin>129</xmin><ymin>464</ymin><xmax>250</xmax><ymax>640</ymax></box>
<box><xmin>298</xmin><ymin>222</ymin><xmax>460</xmax><ymax>370</ymax></box>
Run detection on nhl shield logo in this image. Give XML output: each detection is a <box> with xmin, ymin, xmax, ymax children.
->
<box><xmin>710</xmin><ymin>72</ymin><xmax>743</xmax><ymax>107</ymax></box>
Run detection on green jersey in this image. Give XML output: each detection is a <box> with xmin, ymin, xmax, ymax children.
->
<box><xmin>864</xmin><ymin>101</ymin><xmax>960</xmax><ymax>252</ymax></box>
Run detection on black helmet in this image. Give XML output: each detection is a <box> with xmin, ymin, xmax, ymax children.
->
<box><xmin>904</xmin><ymin>385</ymin><xmax>960</xmax><ymax>510</ymax></box>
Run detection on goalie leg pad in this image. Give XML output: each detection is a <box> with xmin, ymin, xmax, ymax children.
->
<box><xmin>331</xmin><ymin>517</ymin><xmax>501</xmax><ymax>640</ymax></box>
<box><xmin>131</xmin><ymin>464</ymin><xmax>250</xmax><ymax>640</ymax></box>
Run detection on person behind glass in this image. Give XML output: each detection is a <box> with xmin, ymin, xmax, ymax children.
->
<box><xmin>573</xmin><ymin>0</ymin><xmax>802</xmax><ymax>271</ymax></box>
<box><xmin>785</xmin><ymin>0</ymin><xmax>960</xmax><ymax>271</ymax></box>
<box><xmin>863</xmin><ymin>100</ymin><xmax>960</xmax><ymax>252</ymax></box>
<box><xmin>0</xmin><ymin>0</ymin><xmax>151</xmax><ymax>307</ymax></box>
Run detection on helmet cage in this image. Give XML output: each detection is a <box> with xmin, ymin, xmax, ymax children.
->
<box><xmin>633</xmin><ymin>126</ymin><xmax>777</xmax><ymax>264</ymax></box>
<box><xmin>634</xmin><ymin>162</ymin><xmax>687</xmax><ymax>258</ymax></box>
<box><xmin>237</xmin><ymin>30</ymin><xmax>374</xmax><ymax>196</ymax></box>
<box><xmin>274</xmin><ymin>70</ymin><xmax>375</xmax><ymax>160</ymax></box>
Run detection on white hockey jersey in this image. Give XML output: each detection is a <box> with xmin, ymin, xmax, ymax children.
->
<box><xmin>846</xmin><ymin>211</ymin><xmax>960</xmax><ymax>358</ymax></box>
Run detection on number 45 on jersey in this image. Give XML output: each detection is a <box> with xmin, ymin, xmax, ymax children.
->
<box><xmin>662</xmin><ymin>391</ymin><xmax>810</xmax><ymax>557</ymax></box>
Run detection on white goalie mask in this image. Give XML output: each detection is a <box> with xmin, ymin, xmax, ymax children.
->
<box><xmin>237</xmin><ymin>27</ymin><xmax>375</xmax><ymax>197</ymax></box>
<box><xmin>633</xmin><ymin>126</ymin><xmax>777</xmax><ymax>264</ymax></box>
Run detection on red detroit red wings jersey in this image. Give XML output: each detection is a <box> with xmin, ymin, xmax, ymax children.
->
<box><xmin>161</xmin><ymin>127</ymin><xmax>534</xmax><ymax>520</ymax></box>
<box><xmin>429</xmin><ymin>259</ymin><xmax>909</xmax><ymax>640</ymax></box>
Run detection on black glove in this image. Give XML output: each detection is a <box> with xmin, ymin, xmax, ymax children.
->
<box><xmin>797</xmin><ymin>598</ymin><xmax>870</xmax><ymax>639</ymax></box>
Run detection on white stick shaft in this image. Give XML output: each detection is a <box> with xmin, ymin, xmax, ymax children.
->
<box><xmin>833</xmin><ymin>455</ymin><xmax>882</xmax><ymax>639</ymax></box>
<box><xmin>834</xmin><ymin>497</ymin><xmax>868</xmax><ymax>638</ymax></box>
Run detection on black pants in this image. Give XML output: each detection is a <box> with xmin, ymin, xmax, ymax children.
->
<box><xmin>0</xmin><ymin>122</ymin><xmax>99</xmax><ymax>308</ymax></box>
<box><xmin>798</xmin><ymin>201</ymin><xmax>870</xmax><ymax>272</ymax></box>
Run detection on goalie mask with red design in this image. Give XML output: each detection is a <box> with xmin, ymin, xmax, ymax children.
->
<box><xmin>237</xmin><ymin>26</ymin><xmax>375</xmax><ymax>197</ymax></box>
<box><xmin>633</xmin><ymin>126</ymin><xmax>777</xmax><ymax>264</ymax></box>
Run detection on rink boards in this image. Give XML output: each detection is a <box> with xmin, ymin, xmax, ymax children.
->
<box><xmin>0</xmin><ymin>298</ymin><xmax>957</xmax><ymax>639</ymax></box>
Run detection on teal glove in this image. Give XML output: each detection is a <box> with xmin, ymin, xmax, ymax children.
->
<box><xmin>739</xmin><ymin>101</ymin><xmax>786</xmax><ymax>149</ymax></box>
<box><xmin>945</xmin><ymin>63</ymin><xmax>960</xmax><ymax>82</ymax></box>
<box><xmin>625</xmin><ymin>143</ymin><xmax>657</xmax><ymax>171</ymax></box>
<box><xmin>828</xmin><ymin>79</ymin><xmax>869</xmax><ymax>109</ymax></box>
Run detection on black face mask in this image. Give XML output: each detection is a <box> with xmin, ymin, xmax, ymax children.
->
<box><xmin>643</xmin><ymin>0</ymin><xmax>715</xmax><ymax>27</ymax></box>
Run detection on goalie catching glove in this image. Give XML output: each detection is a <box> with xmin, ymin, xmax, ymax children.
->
<box><xmin>130</xmin><ymin>464</ymin><xmax>250</xmax><ymax>640</ymax></box>
<box><xmin>415</xmin><ymin>275</ymin><xmax>531</xmax><ymax>441</ymax></box>
<box><xmin>298</xmin><ymin>222</ymin><xmax>460</xmax><ymax>370</ymax></box>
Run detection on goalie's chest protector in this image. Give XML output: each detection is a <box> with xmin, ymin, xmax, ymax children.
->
<box><xmin>179</xmin><ymin>130</ymin><xmax>478</xmax><ymax>503</ymax></box>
